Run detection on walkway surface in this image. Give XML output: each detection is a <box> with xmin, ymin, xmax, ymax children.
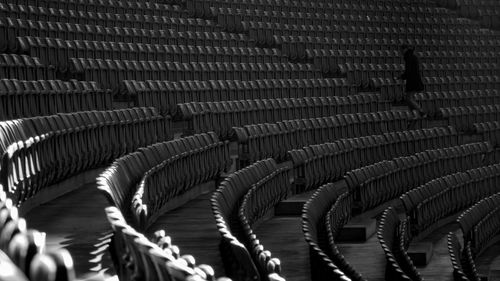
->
<box><xmin>24</xmin><ymin>183</ymin><xmax>115</xmax><ymax>280</ymax></box>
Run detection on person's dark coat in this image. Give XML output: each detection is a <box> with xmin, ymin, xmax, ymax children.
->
<box><xmin>400</xmin><ymin>48</ymin><xmax>424</xmax><ymax>92</ymax></box>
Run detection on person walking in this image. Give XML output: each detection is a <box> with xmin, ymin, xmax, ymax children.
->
<box><xmin>398</xmin><ymin>44</ymin><xmax>426</xmax><ymax>117</ymax></box>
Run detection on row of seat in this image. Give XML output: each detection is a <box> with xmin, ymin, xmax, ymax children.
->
<box><xmin>0</xmin><ymin>108</ymin><xmax>171</xmax><ymax>205</ymax></box>
<box><xmin>17</xmin><ymin>37</ymin><xmax>287</xmax><ymax>71</ymax></box>
<box><xmin>98</xmin><ymin>134</ymin><xmax>233</xmax><ymax>281</ymax></box>
<box><xmin>345</xmin><ymin>142</ymin><xmax>493</xmax><ymax>213</ymax></box>
<box><xmin>203</xmin><ymin>4</ymin><xmax>472</xmax><ymax>29</ymax></box>
<box><xmin>0</xmin><ymin>190</ymin><xmax>80</xmax><ymax>281</ymax></box>
<box><xmin>448</xmin><ymin>192</ymin><xmax>500</xmax><ymax>281</ymax></box>
<box><xmin>0</xmin><ymin>17</ymin><xmax>252</xmax><ymax>53</ymax></box>
<box><xmin>414</xmin><ymin>90</ymin><xmax>500</xmax><ymax>117</ymax></box>
<box><xmin>440</xmin><ymin>105</ymin><xmax>500</xmax><ymax>131</ymax></box>
<box><xmin>301</xmin><ymin>182</ymin><xmax>352</xmax><ymax>281</ymax></box>
<box><xmin>457</xmin><ymin>192</ymin><xmax>500</xmax><ymax>257</ymax></box>
<box><xmin>104</xmin><ymin>206</ymin><xmax>230</xmax><ymax>281</ymax></box>
<box><xmin>372</xmin><ymin>76</ymin><xmax>500</xmax><ymax>102</ymax></box>
<box><xmin>453</xmin><ymin>0</ymin><xmax>500</xmax><ymax>29</ymax></box>
<box><xmin>131</xmin><ymin>137</ymin><xmax>231</xmax><ymax>229</ymax></box>
<box><xmin>447</xmin><ymin>233</ymin><xmax>475</xmax><ymax>281</ymax></box>
<box><xmin>211</xmin><ymin>159</ymin><xmax>279</xmax><ymax>281</ymax></box>
<box><xmin>288</xmin><ymin>126</ymin><xmax>462</xmax><ymax>192</ymax></box>
<box><xmin>472</xmin><ymin>121</ymin><xmax>500</xmax><ymax>147</ymax></box>
<box><xmin>189</xmin><ymin>0</ymin><xmax>450</xmax><ymax>16</ymax></box>
<box><xmin>0</xmin><ymin>2</ymin><xmax>204</xmax><ymax>32</ymax></box>
<box><xmin>232</xmin><ymin>110</ymin><xmax>420</xmax><ymax>169</ymax></box>
<box><xmin>0</xmin><ymin>79</ymin><xmax>112</xmax><ymax>120</ymax></box>
<box><xmin>380</xmin><ymin>163</ymin><xmax>500</xmax><ymax>280</ymax></box>
<box><xmin>238</xmin><ymin>166</ymin><xmax>291</xmax><ymax>281</ymax></box>
<box><xmin>0</xmin><ymin>53</ymin><xmax>58</xmax><ymax>81</ymax></box>
<box><xmin>0</xmin><ymin>107</ymin><xmax>166</xmax><ymax>159</ymax></box>
<box><xmin>191</xmin><ymin>0</ymin><xmax>458</xmax><ymax>19</ymax></box>
<box><xmin>325</xmin><ymin>190</ymin><xmax>364</xmax><ymax>281</ymax></box>
<box><xmin>98</xmin><ymin>132</ymin><xmax>221</xmax><ymax>220</ymax></box>
<box><xmin>119</xmin><ymin>78</ymin><xmax>354</xmax><ymax>115</ymax></box>
<box><xmin>69</xmin><ymin>58</ymin><xmax>321</xmax><ymax>89</ymax></box>
<box><xmin>401</xmin><ymin>163</ymin><xmax>500</xmax><ymax>236</ymax></box>
<box><xmin>274</xmin><ymin>35</ymin><xmax>498</xmax><ymax>56</ymax></box>
<box><xmin>178</xmin><ymin>94</ymin><xmax>389</xmax><ymax>138</ymax></box>
<box><xmin>308</xmin><ymin>50</ymin><xmax>500</xmax><ymax>75</ymax></box>
<box><xmin>4</xmin><ymin>0</ymin><xmax>183</xmax><ymax>16</ymax></box>
<box><xmin>240</xmin><ymin>20</ymin><xmax>500</xmax><ymax>48</ymax></box>
<box><xmin>378</xmin><ymin>207</ymin><xmax>420</xmax><ymax>281</ymax></box>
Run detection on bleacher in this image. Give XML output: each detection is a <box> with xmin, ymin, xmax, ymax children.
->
<box><xmin>0</xmin><ymin>0</ymin><xmax>499</xmax><ymax>280</ymax></box>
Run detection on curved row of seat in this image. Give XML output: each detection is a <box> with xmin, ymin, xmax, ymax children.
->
<box><xmin>414</xmin><ymin>90</ymin><xmax>500</xmax><ymax>117</ymax></box>
<box><xmin>373</xmin><ymin>76</ymin><xmax>500</xmax><ymax>102</ymax></box>
<box><xmin>68</xmin><ymin>59</ymin><xmax>321</xmax><ymax>89</ymax></box>
<box><xmin>132</xmin><ymin>136</ymin><xmax>231</xmax><ymax>229</ymax></box>
<box><xmin>212</xmin><ymin>158</ymin><xmax>282</xmax><ymax>281</ymax></box>
<box><xmin>309</xmin><ymin>50</ymin><xmax>500</xmax><ymax>70</ymax></box>
<box><xmin>472</xmin><ymin>121</ymin><xmax>500</xmax><ymax>147</ymax></box>
<box><xmin>99</xmin><ymin>133</ymin><xmax>233</xmax><ymax>281</ymax></box>
<box><xmin>0</xmin><ymin>53</ymin><xmax>56</xmax><ymax>80</ymax></box>
<box><xmin>105</xmin><ymin>206</ymin><xmax>230</xmax><ymax>281</ymax></box>
<box><xmin>0</xmin><ymin>78</ymin><xmax>112</xmax><ymax>120</ymax></box>
<box><xmin>0</xmin><ymin>190</ymin><xmax>79</xmax><ymax>281</ymax></box>
<box><xmin>0</xmin><ymin>17</ymin><xmax>251</xmax><ymax>53</ymax></box>
<box><xmin>301</xmin><ymin>183</ymin><xmax>351</xmax><ymax>281</ymax></box>
<box><xmin>4</xmin><ymin>0</ymin><xmax>184</xmax><ymax>16</ymax></box>
<box><xmin>401</xmin><ymin>163</ymin><xmax>500</xmax><ymax>237</ymax></box>
<box><xmin>301</xmin><ymin>141</ymin><xmax>491</xmax><ymax>281</ymax></box>
<box><xmin>238</xmin><ymin>165</ymin><xmax>291</xmax><ymax>281</ymax></box>
<box><xmin>345</xmin><ymin>142</ymin><xmax>493</xmax><ymax>213</ymax></box>
<box><xmin>233</xmin><ymin>110</ymin><xmax>419</xmax><ymax>168</ymax></box>
<box><xmin>0</xmin><ymin>107</ymin><xmax>170</xmax><ymax>205</ymax></box>
<box><xmin>440</xmin><ymin>104</ymin><xmax>500</xmax><ymax>131</ymax></box>
<box><xmin>448</xmin><ymin>192</ymin><xmax>500</xmax><ymax>281</ymax></box>
<box><xmin>0</xmin><ymin>3</ymin><xmax>219</xmax><ymax>35</ymax></box>
<box><xmin>119</xmin><ymin>78</ymin><xmax>354</xmax><ymax>114</ymax></box>
<box><xmin>378</xmin><ymin>207</ymin><xmax>419</xmax><ymax>281</ymax></box>
<box><xmin>288</xmin><ymin>126</ymin><xmax>462</xmax><ymax>192</ymax></box>
<box><xmin>378</xmin><ymin>163</ymin><xmax>500</xmax><ymax>281</ymax></box>
<box><xmin>458</xmin><ymin>192</ymin><xmax>500</xmax><ymax>257</ymax></box>
<box><xmin>17</xmin><ymin>37</ymin><xmax>287</xmax><ymax>71</ymax></box>
<box><xmin>177</xmin><ymin>94</ymin><xmax>389</xmax><ymax>138</ymax></box>
<box><xmin>325</xmin><ymin>190</ymin><xmax>363</xmax><ymax>281</ymax></box>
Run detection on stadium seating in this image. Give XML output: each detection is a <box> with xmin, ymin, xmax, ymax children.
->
<box><xmin>1</xmin><ymin>0</ymin><xmax>500</xmax><ymax>279</ymax></box>
<box><xmin>99</xmin><ymin>134</ymin><xmax>232</xmax><ymax>281</ymax></box>
<box><xmin>238</xmin><ymin>165</ymin><xmax>291</xmax><ymax>280</ymax></box>
<box><xmin>440</xmin><ymin>105</ymin><xmax>500</xmax><ymax>131</ymax></box>
<box><xmin>98</xmin><ymin>132</ymin><xmax>222</xmax><ymax>219</ymax></box>
<box><xmin>131</xmin><ymin>136</ymin><xmax>231</xmax><ymax>229</ymax></box>
<box><xmin>378</xmin><ymin>207</ymin><xmax>420</xmax><ymax>281</ymax></box>
<box><xmin>401</xmin><ymin>163</ymin><xmax>500</xmax><ymax>236</ymax></box>
<box><xmin>288</xmin><ymin>126</ymin><xmax>462</xmax><ymax>191</ymax></box>
<box><xmin>414</xmin><ymin>90</ymin><xmax>500</xmax><ymax>117</ymax></box>
<box><xmin>346</xmin><ymin>142</ymin><xmax>493</xmax><ymax>212</ymax></box>
<box><xmin>105</xmin><ymin>206</ymin><xmax>230</xmax><ymax>281</ymax></box>
<box><xmin>325</xmin><ymin>190</ymin><xmax>365</xmax><ymax>281</ymax></box>
<box><xmin>0</xmin><ymin>79</ymin><xmax>112</xmax><ymax>120</ymax></box>
<box><xmin>1</xmin><ymin>108</ymin><xmax>171</xmax><ymax>205</ymax></box>
<box><xmin>301</xmin><ymin>183</ymin><xmax>352</xmax><ymax>281</ymax></box>
<box><xmin>177</xmin><ymin>94</ymin><xmax>390</xmax><ymax>138</ymax></box>
<box><xmin>233</xmin><ymin>110</ymin><xmax>419</xmax><ymax>169</ymax></box>
<box><xmin>118</xmin><ymin>78</ymin><xmax>355</xmax><ymax>115</ymax></box>
<box><xmin>211</xmin><ymin>158</ymin><xmax>278</xmax><ymax>281</ymax></box>
<box><xmin>451</xmin><ymin>192</ymin><xmax>500</xmax><ymax>280</ymax></box>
